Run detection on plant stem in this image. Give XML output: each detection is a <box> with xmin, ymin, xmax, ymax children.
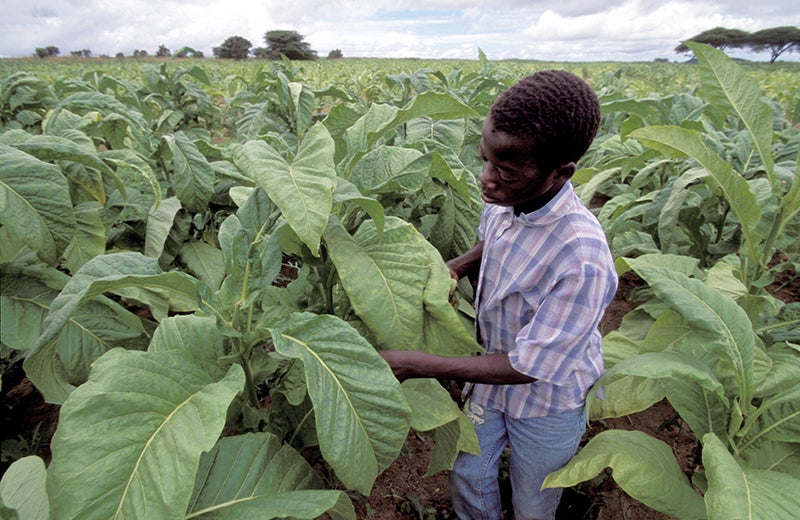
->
<box><xmin>289</xmin><ymin>409</ymin><xmax>314</xmax><ymax>446</ymax></box>
<box><xmin>240</xmin><ymin>355</ymin><xmax>261</xmax><ymax>409</ymax></box>
<box><xmin>325</xmin><ymin>266</ymin><xmax>337</xmax><ymax>315</ymax></box>
<box><xmin>715</xmin><ymin>201</ymin><xmax>729</xmax><ymax>244</ymax></box>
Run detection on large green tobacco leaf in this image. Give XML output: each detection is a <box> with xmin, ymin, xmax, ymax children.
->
<box><xmin>191</xmin><ymin>491</ymin><xmax>352</xmax><ymax>520</ymax></box>
<box><xmin>8</xmin><ymin>132</ymin><xmax>120</xmax><ymax>204</ymax></box>
<box><xmin>428</xmin><ymin>415</ymin><xmax>480</xmax><ymax>477</ymax></box>
<box><xmin>32</xmin><ymin>253</ymin><xmax>200</xmax><ymax>349</ymax></box>
<box><xmin>628</xmin><ymin>126</ymin><xmax>762</xmax><ymax>264</ymax></box>
<box><xmin>401</xmin><ymin>379</ymin><xmax>479</xmax><ymax>476</ymax></box>
<box><xmin>663</xmin><ymin>376</ymin><xmax>730</xmax><ymax>444</ymax></box>
<box><xmin>269</xmin><ymin>313</ymin><xmax>412</xmax><ymax>495</ymax></box>
<box><xmin>405</xmin><ymin>117</ymin><xmax>467</xmax><ymax>153</ymax></box>
<box><xmin>423</xmin><ymin>152</ymin><xmax>480</xmax><ymax>259</ymax></box>
<box><xmin>588</xmin><ymin>375</ymin><xmax>665</xmax><ymax>420</ymax></box>
<box><xmin>101</xmin><ymin>149</ymin><xmax>161</xmax><ymax>207</ymax></box>
<box><xmin>186</xmin><ymin>432</ymin><xmax>354</xmax><ymax>519</ymax></box>
<box><xmin>543</xmin><ymin>430</ymin><xmax>707</xmax><ymax>520</ymax></box>
<box><xmin>340</xmin><ymin>91</ymin><xmax>478</xmax><ymax>175</ymax></box>
<box><xmin>47</xmin><ymin>349</ymin><xmax>244</xmax><ymax>520</ymax></box>
<box><xmin>214</xmin><ymin>188</ymin><xmax>283</xmax><ymax>298</ymax></box>
<box><xmin>162</xmin><ymin>132</ymin><xmax>215</xmax><ymax>213</ymax></box>
<box><xmin>332</xmin><ymin>178</ymin><xmax>385</xmax><ymax>235</ymax></box>
<box><xmin>144</xmin><ymin>196</ymin><xmax>183</xmax><ymax>259</ymax></box>
<box><xmin>0</xmin><ymin>143</ymin><xmax>76</xmax><ymax>264</ymax></box>
<box><xmin>324</xmin><ymin>217</ymin><xmax>426</xmax><ymax>350</ymax></box>
<box><xmin>179</xmin><ymin>240</ymin><xmax>225</xmax><ymax>290</ymax></box>
<box><xmin>64</xmin><ymin>201</ymin><xmax>107</xmax><ymax>272</ymax></box>
<box><xmin>403</xmin><ymin>379</ymin><xmax>463</xmax><ymax>432</ymax></box>
<box><xmin>419</xmin><ymin>233</ymin><xmax>482</xmax><ymax>356</ymax></box>
<box><xmin>3</xmin><ymin>267</ymin><xmax>146</xmax><ymax>402</ymax></box>
<box><xmin>0</xmin><ymin>456</ymin><xmax>49</xmax><ymax>520</ymax></box>
<box><xmin>703</xmin><ymin>433</ymin><xmax>800</xmax><ymax>520</ymax></box>
<box><xmin>736</xmin><ymin>384</ymin><xmax>800</xmax><ymax>455</ymax></box>
<box><xmin>235</xmin><ymin>122</ymin><xmax>336</xmax><ymax>256</ymax></box>
<box><xmin>24</xmin><ymin>253</ymin><xmax>203</xmax><ymax>402</ymax></box>
<box><xmin>47</xmin><ymin>91</ymin><xmax>150</xmax><ymax>143</ymax></box>
<box><xmin>591</xmin><ymin>352</ymin><xmax>727</xmax><ymax>438</ymax></box>
<box><xmin>658</xmin><ymin>168</ymin><xmax>708</xmax><ymax>253</ymax></box>
<box><xmin>289</xmin><ymin>81</ymin><xmax>315</xmax><ymax>139</ymax></box>
<box><xmin>687</xmin><ymin>42</ymin><xmax>775</xmax><ymax>183</ymax></box>
<box><xmin>739</xmin><ymin>441</ymin><xmax>800</xmax><ymax>479</ymax></box>
<box><xmin>1</xmin><ymin>267</ymin><xmax>66</xmax><ymax>352</ymax></box>
<box><xmin>348</xmin><ymin>145</ymin><xmax>427</xmax><ymax>193</ymax></box>
<box><xmin>625</xmin><ymin>255</ymin><xmax>756</xmax><ymax>410</ymax></box>
<box><xmin>148</xmin><ymin>314</ymin><xmax>228</xmax><ymax>377</ymax></box>
<box><xmin>324</xmin><ymin>217</ymin><xmax>479</xmax><ymax>355</ymax></box>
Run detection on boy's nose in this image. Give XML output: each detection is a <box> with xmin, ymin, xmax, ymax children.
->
<box><xmin>479</xmin><ymin>168</ymin><xmax>497</xmax><ymax>191</ymax></box>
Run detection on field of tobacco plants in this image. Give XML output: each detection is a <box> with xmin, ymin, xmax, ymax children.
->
<box><xmin>1</xmin><ymin>44</ymin><xmax>798</xmax><ymax>519</ymax></box>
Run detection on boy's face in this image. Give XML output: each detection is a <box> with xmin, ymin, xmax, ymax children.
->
<box><xmin>479</xmin><ymin>116</ymin><xmax>572</xmax><ymax>215</ymax></box>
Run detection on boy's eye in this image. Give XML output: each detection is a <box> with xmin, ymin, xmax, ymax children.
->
<box><xmin>497</xmin><ymin>169</ymin><xmax>520</xmax><ymax>184</ymax></box>
<box><xmin>480</xmin><ymin>153</ymin><xmax>520</xmax><ymax>184</ymax></box>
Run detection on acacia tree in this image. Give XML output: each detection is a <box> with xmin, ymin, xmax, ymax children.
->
<box><xmin>677</xmin><ymin>25</ymin><xmax>800</xmax><ymax>63</ymax></box>
<box><xmin>675</xmin><ymin>27</ymin><xmax>750</xmax><ymax>53</ymax></box>
<box><xmin>749</xmin><ymin>26</ymin><xmax>800</xmax><ymax>63</ymax></box>
<box><xmin>156</xmin><ymin>44</ymin><xmax>171</xmax><ymax>58</ymax></box>
<box><xmin>213</xmin><ymin>36</ymin><xmax>252</xmax><ymax>60</ymax></box>
<box><xmin>263</xmin><ymin>30</ymin><xmax>317</xmax><ymax>60</ymax></box>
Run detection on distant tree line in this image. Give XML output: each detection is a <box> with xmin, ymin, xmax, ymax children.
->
<box><xmin>35</xmin><ymin>30</ymin><xmax>332</xmax><ymax>61</ymax></box>
<box><xmin>677</xmin><ymin>26</ymin><xmax>800</xmax><ymax>63</ymax></box>
<box><xmin>34</xmin><ymin>43</ymin><xmax>204</xmax><ymax>59</ymax></box>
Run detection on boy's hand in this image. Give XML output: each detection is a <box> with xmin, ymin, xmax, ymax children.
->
<box><xmin>447</xmin><ymin>266</ymin><xmax>459</xmax><ymax>306</ymax></box>
<box><xmin>379</xmin><ymin>350</ymin><xmax>417</xmax><ymax>382</ymax></box>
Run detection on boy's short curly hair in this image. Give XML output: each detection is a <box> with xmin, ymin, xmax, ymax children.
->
<box><xmin>489</xmin><ymin>70</ymin><xmax>600</xmax><ymax>171</ymax></box>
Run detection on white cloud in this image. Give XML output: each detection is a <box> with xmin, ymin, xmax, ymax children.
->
<box><xmin>1</xmin><ymin>0</ymin><xmax>797</xmax><ymax>60</ymax></box>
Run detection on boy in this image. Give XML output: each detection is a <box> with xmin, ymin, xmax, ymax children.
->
<box><xmin>380</xmin><ymin>70</ymin><xmax>618</xmax><ymax>520</ymax></box>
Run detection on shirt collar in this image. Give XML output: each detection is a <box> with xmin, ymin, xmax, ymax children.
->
<box><xmin>514</xmin><ymin>181</ymin><xmax>574</xmax><ymax>226</ymax></box>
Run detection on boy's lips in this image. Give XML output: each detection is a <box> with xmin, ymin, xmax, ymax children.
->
<box><xmin>481</xmin><ymin>191</ymin><xmax>497</xmax><ymax>203</ymax></box>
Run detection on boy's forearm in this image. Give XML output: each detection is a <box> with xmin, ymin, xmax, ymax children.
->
<box><xmin>446</xmin><ymin>241</ymin><xmax>484</xmax><ymax>280</ymax></box>
<box><xmin>380</xmin><ymin>350</ymin><xmax>535</xmax><ymax>385</ymax></box>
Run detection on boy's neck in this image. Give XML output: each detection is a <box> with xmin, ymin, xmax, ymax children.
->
<box><xmin>513</xmin><ymin>180</ymin><xmax>567</xmax><ymax>216</ymax></box>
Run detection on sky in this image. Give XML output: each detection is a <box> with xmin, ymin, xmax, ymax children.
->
<box><xmin>1</xmin><ymin>0</ymin><xmax>798</xmax><ymax>62</ymax></box>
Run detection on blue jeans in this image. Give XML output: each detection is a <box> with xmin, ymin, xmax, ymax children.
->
<box><xmin>449</xmin><ymin>401</ymin><xmax>586</xmax><ymax>520</ymax></box>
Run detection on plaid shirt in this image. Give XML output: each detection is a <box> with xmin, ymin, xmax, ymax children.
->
<box><xmin>471</xmin><ymin>181</ymin><xmax>617</xmax><ymax>418</ymax></box>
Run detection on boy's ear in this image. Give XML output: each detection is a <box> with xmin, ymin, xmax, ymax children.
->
<box><xmin>556</xmin><ymin>162</ymin><xmax>576</xmax><ymax>179</ymax></box>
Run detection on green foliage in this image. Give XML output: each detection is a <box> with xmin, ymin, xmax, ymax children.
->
<box><xmin>0</xmin><ymin>55</ymin><xmax>490</xmax><ymax>519</ymax></box>
<box><xmin>263</xmin><ymin>30</ymin><xmax>318</xmax><ymax>60</ymax></box>
<box><xmin>0</xmin><ymin>50</ymin><xmax>797</xmax><ymax>519</ymax></box>
<box><xmin>545</xmin><ymin>46</ymin><xmax>800</xmax><ymax>520</ymax></box>
<box><xmin>213</xmin><ymin>36</ymin><xmax>252</xmax><ymax>60</ymax></box>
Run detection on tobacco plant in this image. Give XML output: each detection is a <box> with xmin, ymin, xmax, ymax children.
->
<box><xmin>1</xmin><ymin>67</ymin><xmax>484</xmax><ymax>518</ymax></box>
